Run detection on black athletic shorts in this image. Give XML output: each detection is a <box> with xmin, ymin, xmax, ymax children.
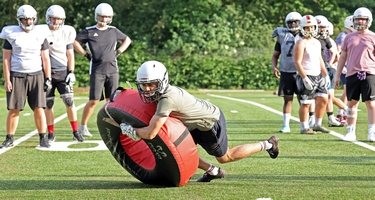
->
<box><xmin>190</xmin><ymin>110</ymin><xmax>228</xmax><ymax>157</ymax></box>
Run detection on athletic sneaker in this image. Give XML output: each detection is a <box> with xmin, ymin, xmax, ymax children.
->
<box><xmin>0</xmin><ymin>135</ymin><xmax>14</xmax><ymax>148</ymax></box>
<box><xmin>79</xmin><ymin>125</ymin><xmax>92</xmax><ymax>137</ymax></box>
<box><xmin>328</xmin><ymin>115</ymin><xmax>344</xmax><ymax>127</ymax></box>
<box><xmin>279</xmin><ymin>126</ymin><xmax>290</xmax><ymax>133</ymax></box>
<box><xmin>48</xmin><ymin>133</ymin><xmax>55</xmax><ymax>143</ymax></box>
<box><xmin>197</xmin><ymin>168</ymin><xmax>226</xmax><ymax>182</ymax></box>
<box><xmin>39</xmin><ymin>135</ymin><xmax>51</xmax><ymax>148</ymax></box>
<box><xmin>73</xmin><ymin>131</ymin><xmax>84</xmax><ymax>142</ymax></box>
<box><xmin>341</xmin><ymin>132</ymin><xmax>356</xmax><ymax>141</ymax></box>
<box><xmin>312</xmin><ymin>125</ymin><xmax>331</xmax><ymax>133</ymax></box>
<box><xmin>266</xmin><ymin>136</ymin><xmax>279</xmax><ymax>159</ymax></box>
<box><xmin>300</xmin><ymin>129</ymin><xmax>316</xmax><ymax>135</ymax></box>
<box><xmin>308</xmin><ymin>115</ymin><xmax>315</xmax><ymax>129</ymax></box>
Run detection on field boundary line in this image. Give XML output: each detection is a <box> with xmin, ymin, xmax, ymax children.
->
<box><xmin>207</xmin><ymin>93</ymin><xmax>375</xmax><ymax>152</ymax></box>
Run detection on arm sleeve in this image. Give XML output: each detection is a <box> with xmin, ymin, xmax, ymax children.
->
<box><xmin>274</xmin><ymin>41</ymin><xmax>281</xmax><ymax>52</ymax></box>
<box><xmin>115</xmin><ymin>28</ymin><xmax>128</xmax><ymax>42</ymax></box>
<box><xmin>2</xmin><ymin>40</ymin><xmax>12</xmax><ymax>49</ymax></box>
<box><xmin>41</xmin><ymin>39</ymin><xmax>49</xmax><ymax>50</ymax></box>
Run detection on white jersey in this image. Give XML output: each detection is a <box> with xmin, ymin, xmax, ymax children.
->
<box><xmin>0</xmin><ymin>25</ymin><xmax>48</xmax><ymax>73</ymax></box>
<box><xmin>35</xmin><ymin>25</ymin><xmax>76</xmax><ymax>71</ymax></box>
<box><xmin>271</xmin><ymin>27</ymin><xmax>298</xmax><ymax>73</ymax></box>
<box><xmin>295</xmin><ymin>35</ymin><xmax>321</xmax><ymax>76</ymax></box>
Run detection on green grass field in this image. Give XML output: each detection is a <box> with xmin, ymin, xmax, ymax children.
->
<box><xmin>0</xmin><ymin>90</ymin><xmax>374</xmax><ymax>200</ymax></box>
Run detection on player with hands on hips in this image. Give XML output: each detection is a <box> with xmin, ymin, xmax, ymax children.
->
<box><xmin>74</xmin><ymin>3</ymin><xmax>132</xmax><ymax>137</ymax></box>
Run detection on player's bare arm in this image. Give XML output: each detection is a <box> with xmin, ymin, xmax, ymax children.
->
<box><xmin>134</xmin><ymin>114</ymin><xmax>168</xmax><ymax>140</ymax></box>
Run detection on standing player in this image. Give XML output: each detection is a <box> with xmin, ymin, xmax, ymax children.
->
<box><xmin>335</xmin><ymin>7</ymin><xmax>375</xmax><ymax>142</ymax></box>
<box><xmin>314</xmin><ymin>15</ymin><xmax>342</xmax><ymax>127</ymax></box>
<box><xmin>294</xmin><ymin>15</ymin><xmax>331</xmax><ymax>134</ymax></box>
<box><xmin>39</xmin><ymin>5</ymin><xmax>84</xmax><ymax>142</ymax></box>
<box><xmin>0</xmin><ymin>5</ymin><xmax>52</xmax><ymax>148</ymax></box>
<box><xmin>335</xmin><ymin>15</ymin><xmax>356</xmax><ymax>124</ymax></box>
<box><xmin>271</xmin><ymin>11</ymin><xmax>302</xmax><ymax>133</ymax></box>
<box><xmin>74</xmin><ymin>3</ymin><xmax>132</xmax><ymax>137</ymax></box>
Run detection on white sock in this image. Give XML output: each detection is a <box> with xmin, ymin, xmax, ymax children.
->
<box><xmin>347</xmin><ymin>124</ymin><xmax>356</xmax><ymax>134</ymax></box>
<box><xmin>283</xmin><ymin>113</ymin><xmax>291</xmax><ymax>126</ymax></box>
<box><xmin>206</xmin><ymin>164</ymin><xmax>219</xmax><ymax>175</ymax></box>
<box><xmin>315</xmin><ymin>118</ymin><xmax>323</xmax><ymax>126</ymax></box>
<box><xmin>260</xmin><ymin>140</ymin><xmax>273</xmax><ymax>151</ymax></box>
<box><xmin>337</xmin><ymin>109</ymin><xmax>343</xmax><ymax>116</ymax></box>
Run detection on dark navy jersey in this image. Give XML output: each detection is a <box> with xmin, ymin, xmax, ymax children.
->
<box><xmin>75</xmin><ymin>25</ymin><xmax>128</xmax><ymax>74</ymax></box>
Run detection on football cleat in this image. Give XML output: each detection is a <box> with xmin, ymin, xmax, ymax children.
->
<box><xmin>79</xmin><ymin>125</ymin><xmax>92</xmax><ymax>137</ymax></box>
<box><xmin>328</xmin><ymin>115</ymin><xmax>344</xmax><ymax>127</ymax></box>
<box><xmin>39</xmin><ymin>135</ymin><xmax>51</xmax><ymax>148</ymax></box>
<box><xmin>48</xmin><ymin>133</ymin><xmax>55</xmax><ymax>143</ymax></box>
<box><xmin>197</xmin><ymin>168</ymin><xmax>226</xmax><ymax>182</ymax></box>
<box><xmin>0</xmin><ymin>135</ymin><xmax>14</xmax><ymax>148</ymax></box>
<box><xmin>266</xmin><ymin>136</ymin><xmax>279</xmax><ymax>159</ymax></box>
<box><xmin>73</xmin><ymin>131</ymin><xmax>84</xmax><ymax>142</ymax></box>
<box><xmin>279</xmin><ymin>126</ymin><xmax>290</xmax><ymax>133</ymax></box>
<box><xmin>313</xmin><ymin>125</ymin><xmax>330</xmax><ymax>133</ymax></box>
<box><xmin>300</xmin><ymin>129</ymin><xmax>316</xmax><ymax>135</ymax></box>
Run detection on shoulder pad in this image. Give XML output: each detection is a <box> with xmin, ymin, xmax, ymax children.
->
<box><xmin>0</xmin><ymin>25</ymin><xmax>20</xmax><ymax>39</ymax></box>
<box><xmin>271</xmin><ymin>27</ymin><xmax>288</xmax><ymax>38</ymax></box>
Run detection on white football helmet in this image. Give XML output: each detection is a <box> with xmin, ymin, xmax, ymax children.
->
<box><xmin>327</xmin><ymin>22</ymin><xmax>334</xmax><ymax>36</ymax></box>
<box><xmin>17</xmin><ymin>5</ymin><xmax>37</xmax><ymax>31</ymax></box>
<box><xmin>95</xmin><ymin>3</ymin><xmax>113</xmax><ymax>26</ymax></box>
<box><xmin>299</xmin><ymin>15</ymin><xmax>318</xmax><ymax>38</ymax></box>
<box><xmin>46</xmin><ymin>5</ymin><xmax>66</xmax><ymax>30</ymax></box>
<box><xmin>285</xmin><ymin>12</ymin><xmax>302</xmax><ymax>32</ymax></box>
<box><xmin>353</xmin><ymin>7</ymin><xmax>372</xmax><ymax>31</ymax></box>
<box><xmin>135</xmin><ymin>61</ymin><xmax>169</xmax><ymax>103</ymax></box>
<box><xmin>344</xmin><ymin>15</ymin><xmax>356</xmax><ymax>32</ymax></box>
<box><xmin>315</xmin><ymin>15</ymin><xmax>329</xmax><ymax>37</ymax></box>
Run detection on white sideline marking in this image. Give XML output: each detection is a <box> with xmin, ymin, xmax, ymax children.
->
<box><xmin>36</xmin><ymin>140</ymin><xmax>107</xmax><ymax>151</ymax></box>
<box><xmin>207</xmin><ymin>93</ymin><xmax>375</xmax><ymax>152</ymax></box>
<box><xmin>0</xmin><ymin>103</ymin><xmax>86</xmax><ymax>155</ymax></box>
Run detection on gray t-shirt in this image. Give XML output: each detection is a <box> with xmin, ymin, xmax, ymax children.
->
<box><xmin>271</xmin><ymin>27</ymin><xmax>298</xmax><ymax>73</ymax></box>
<box><xmin>156</xmin><ymin>85</ymin><xmax>220</xmax><ymax>131</ymax></box>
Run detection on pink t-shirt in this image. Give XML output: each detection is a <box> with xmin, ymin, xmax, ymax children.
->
<box><xmin>342</xmin><ymin>31</ymin><xmax>375</xmax><ymax>76</ymax></box>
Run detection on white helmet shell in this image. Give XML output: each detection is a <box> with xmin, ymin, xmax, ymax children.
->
<box><xmin>95</xmin><ymin>3</ymin><xmax>113</xmax><ymax>25</ymax></box>
<box><xmin>344</xmin><ymin>15</ymin><xmax>356</xmax><ymax>32</ymax></box>
<box><xmin>315</xmin><ymin>15</ymin><xmax>329</xmax><ymax>37</ymax></box>
<box><xmin>299</xmin><ymin>15</ymin><xmax>318</xmax><ymax>38</ymax></box>
<box><xmin>136</xmin><ymin>61</ymin><xmax>169</xmax><ymax>103</ymax></box>
<box><xmin>46</xmin><ymin>5</ymin><xmax>66</xmax><ymax>29</ymax></box>
<box><xmin>285</xmin><ymin>12</ymin><xmax>302</xmax><ymax>32</ymax></box>
<box><xmin>17</xmin><ymin>5</ymin><xmax>37</xmax><ymax>31</ymax></box>
<box><xmin>327</xmin><ymin>21</ymin><xmax>334</xmax><ymax>35</ymax></box>
<box><xmin>353</xmin><ymin>7</ymin><xmax>372</xmax><ymax>30</ymax></box>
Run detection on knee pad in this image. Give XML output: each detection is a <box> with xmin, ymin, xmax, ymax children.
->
<box><xmin>62</xmin><ymin>94</ymin><xmax>74</xmax><ymax>108</ymax></box>
<box><xmin>346</xmin><ymin>107</ymin><xmax>357</xmax><ymax>119</ymax></box>
<box><xmin>46</xmin><ymin>97</ymin><xmax>54</xmax><ymax>110</ymax></box>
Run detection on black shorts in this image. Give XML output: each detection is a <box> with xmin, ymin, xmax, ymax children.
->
<box><xmin>278</xmin><ymin>72</ymin><xmax>298</xmax><ymax>96</ymax></box>
<box><xmin>296</xmin><ymin>74</ymin><xmax>328</xmax><ymax>104</ymax></box>
<box><xmin>89</xmin><ymin>73</ymin><xmax>119</xmax><ymax>100</ymax></box>
<box><xmin>190</xmin><ymin>110</ymin><xmax>228</xmax><ymax>157</ymax></box>
<box><xmin>46</xmin><ymin>70</ymin><xmax>72</xmax><ymax>98</ymax></box>
<box><xmin>346</xmin><ymin>73</ymin><xmax>375</xmax><ymax>102</ymax></box>
<box><xmin>7</xmin><ymin>71</ymin><xmax>46</xmax><ymax>111</ymax></box>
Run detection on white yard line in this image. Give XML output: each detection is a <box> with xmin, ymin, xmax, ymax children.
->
<box><xmin>0</xmin><ymin>103</ymin><xmax>86</xmax><ymax>155</ymax></box>
<box><xmin>207</xmin><ymin>93</ymin><xmax>375</xmax><ymax>152</ymax></box>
